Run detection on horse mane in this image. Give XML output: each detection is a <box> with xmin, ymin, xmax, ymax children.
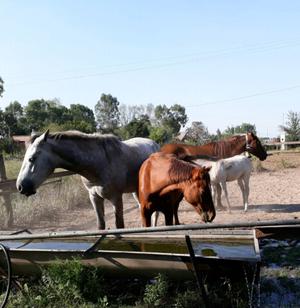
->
<box><xmin>208</xmin><ymin>135</ymin><xmax>245</xmax><ymax>157</ymax></box>
<box><xmin>30</xmin><ymin>130</ymin><xmax>121</xmax><ymax>145</ymax></box>
<box><xmin>168</xmin><ymin>158</ymin><xmax>195</xmax><ymax>184</ymax></box>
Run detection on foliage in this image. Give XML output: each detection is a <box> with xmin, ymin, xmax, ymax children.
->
<box><xmin>4</xmin><ymin>101</ymin><xmax>28</xmax><ymax>135</ymax></box>
<box><xmin>0</xmin><ymin>76</ymin><xmax>4</xmax><ymax>97</ymax></box>
<box><xmin>184</xmin><ymin>121</ymin><xmax>210</xmax><ymax>144</ymax></box>
<box><xmin>6</xmin><ymin>259</ymin><xmax>107</xmax><ymax>307</ymax></box>
<box><xmin>95</xmin><ymin>93</ymin><xmax>120</xmax><ymax>133</ymax></box>
<box><xmin>223</xmin><ymin>123</ymin><xmax>256</xmax><ymax>136</ymax></box>
<box><xmin>154</xmin><ymin>104</ymin><xmax>188</xmax><ymax>136</ymax></box>
<box><xmin>143</xmin><ymin>273</ymin><xmax>169</xmax><ymax>306</ymax></box>
<box><xmin>149</xmin><ymin>126</ymin><xmax>173</xmax><ymax>144</ymax></box>
<box><xmin>279</xmin><ymin>110</ymin><xmax>300</xmax><ymax>141</ymax></box>
<box><xmin>25</xmin><ymin>99</ymin><xmax>51</xmax><ymax>131</ymax></box>
<box><xmin>5</xmin><ymin>261</ymin><xmax>252</xmax><ymax>308</ymax></box>
<box><xmin>119</xmin><ymin>103</ymin><xmax>155</xmax><ymax>126</ymax></box>
<box><xmin>116</xmin><ymin>115</ymin><xmax>151</xmax><ymax>139</ymax></box>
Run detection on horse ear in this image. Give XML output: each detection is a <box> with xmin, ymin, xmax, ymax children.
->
<box><xmin>204</xmin><ymin>166</ymin><xmax>212</xmax><ymax>173</ymax></box>
<box><xmin>192</xmin><ymin>168</ymin><xmax>201</xmax><ymax>180</ymax></box>
<box><xmin>43</xmin><ymin>129</ymin><xmax>49</xmax><ymax>142</ymax></box>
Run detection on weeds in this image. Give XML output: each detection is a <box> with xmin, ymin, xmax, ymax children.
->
<box><xmin>4</xmin><ymin>260</ymin><xmax>252</xmax><ymax>308</ymax></box>
<box><xmin>143</xmin><ymin>273</ymin><xmax>169</xmax><ymax>306</ymax></box>
<box><xmin>277</xmin><ymin>158</ymin><xmax>296</xmax><ymax>169</ymax></box>
<box><xmin>0</xmin><ymin>175</ymin><xmax>90</xmax><ymax>228</ymax></box>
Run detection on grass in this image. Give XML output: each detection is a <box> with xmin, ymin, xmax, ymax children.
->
<box><xmin>4</xmin><ymin>175</ymin><xmax>89</xmax><ymax>228</ymax></box>
<box><xmin>2</xmin><ymin>158</ymin><xmax>22</xmax><ymax>179</ymax></box>
<box><xmin>276</xmin><ymin>158</ymin><xmax>296</xmax><ymax>170</ymax></box>
<box><xmin>0</xmin><ymin>157</ymin><xmax>90</xmax><ymax>229</ymax></box>
<box><xmin>2</xmin><ymin>260</ymin><xmax>251</xmax><ymax>308</ymax></box>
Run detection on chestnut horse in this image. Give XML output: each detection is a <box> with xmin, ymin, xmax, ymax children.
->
<box><xmin>161</xmin><ymin>132</ymin><xmax>267</xmax><ymax>161</ymax></box>
<box><xmin>138</xmin><ymin>152</ymin><xmax>215</xmax><ymax>227</ymax></box>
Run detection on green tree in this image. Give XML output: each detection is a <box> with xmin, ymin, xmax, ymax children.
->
<box><xmin>0</xmin><ymin>109</ymin><xmax>6</xmax><ymax>136</ymax></box>
<box><xmin>154</xmin><ymin>104</ymin><xmax>188</xmax><ymax>136</ymax></box>
<box><xmin>94</xmin><ymin>94</ymin><xmax>120</xmax><ymax>133</ymax></box>
<box><xmin>69</xmin><ymin>104</ymin><xmax>96</xmax><ymax>132</ymax></box>
<box><xmin>279</xmin><ymin>111</ymin><xmax>300</xmax><ymax>141</ymax></box>
<box><xmin>4</xmin><ymin>101</ymin><xmax>28</xmax><ymax>135</ymax></box>
<box><xmin>118</xmin><ymin>115</ymin><xmax>150</xmax><ymax>139</ymax></box>
<box><xmin>24</xmin><ymin>99</ymin><xmax>50</xmax><ymax>131</ymax></box>
<box><xmin>0</xmin><ymin>77</ymin><xmax>4</xmax><ymax>97</ymax></box>
<box><xmin>47</xmin><ymin>100</ymin><xmax>71</xmax><ymax>125</ymax></box>
<box><xmin>185</xmin><ymin>121</ymin><xmax>210</xmax><ymax>144</ymax></box>
<box><xmin>223</xmin><ymin>123</ymin><xmax>256</xmax><ymax>136</ymax></box>
<box><xmin>149</xmin><ymin>126</ymin><xmax>173</xmax><ymax>144</ymax></box>
<box><xmin>119</xmin><ymin>103</ymin><xmax>155</xmax><ymax>126</ymax></box>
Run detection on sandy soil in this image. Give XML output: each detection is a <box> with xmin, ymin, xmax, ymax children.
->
<box><xmin>48</xmin><ymin>151</ymin><xmax>300</xmax><ymax>231</ymax></box>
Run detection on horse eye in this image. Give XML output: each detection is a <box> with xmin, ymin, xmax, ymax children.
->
<box><xmin>29</xmin><ymin>157</ymin><xmax>35</xmax><ymax>163</ymax></box>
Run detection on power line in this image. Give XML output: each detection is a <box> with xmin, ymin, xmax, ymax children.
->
<box><xmin>6</xmin><ymin>37</ymin><xmax>300</xmax><ymax>87</ymax></box>
<box><xmin>185</xmin><ymin>84</ymin><xmax>300</xmax><ymax>108</ymax></box>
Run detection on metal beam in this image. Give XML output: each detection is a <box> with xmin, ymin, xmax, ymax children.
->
<box><xmin>0</xmin><ymin>219</ymin><xmax>299</xmax><ymax>241</ymax></box>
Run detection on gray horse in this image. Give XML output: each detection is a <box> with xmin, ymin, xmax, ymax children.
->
<box><xmin>16</xmin><ymin>130</ymin><xmax>159</xmax><ymax>229</ymax></box>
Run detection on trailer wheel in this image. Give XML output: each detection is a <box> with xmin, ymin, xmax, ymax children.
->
<box><xmin>0</xmin><ymin>244</ymin><xmax>12</xmax><ymax>308</ymax></box>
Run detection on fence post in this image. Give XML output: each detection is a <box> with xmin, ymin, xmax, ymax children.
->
<box><xmin>0</xmin><ymin>154</ymin><xmax>13</xmax><ymax>227</ymax></box>
<box><xmin>280</xmin><ymin>132</ymin><xmax>286</xmax><ymax>151</ymax></box>
<box><xmin>0</xmin><ymin>154</ymin><xmax>7</xmax><ymax>181</ymax></box>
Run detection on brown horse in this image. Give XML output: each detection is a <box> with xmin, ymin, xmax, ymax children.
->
<box><xmin>160</xmin><ymin>132</ymin><xmax>267</xmax><ymax>161</ymax></box>
<box><xmin>138</xmin><ymin>152</ymin><xmax>215</xmax><ymax>227</ymax></box>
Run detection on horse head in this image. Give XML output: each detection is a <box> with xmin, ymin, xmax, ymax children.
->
<box><xmin>245</xmin><ymin>132</ymin><xmax>267</xmax><ymax>161</ymax></box>
<box><xmin>184</xmin><ymin>166</ymin><xmax>216</xmax><ymax>223</ymax></box>
<box><xmin>16</xmin><ymin>130</ymin><xmax>56</xmax><ymax>196</ymax></box>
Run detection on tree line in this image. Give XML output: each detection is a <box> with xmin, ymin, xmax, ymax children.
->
<box><xmin>1</xmin><ymin>76</ymin><xmax>299</xmax><ymax>154</ymax></box>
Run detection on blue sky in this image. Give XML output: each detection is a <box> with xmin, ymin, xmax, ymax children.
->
<box><xmin>1</xmin><ymin>1</ymin><xmax>300</xmax><ymax>137</ymax></box>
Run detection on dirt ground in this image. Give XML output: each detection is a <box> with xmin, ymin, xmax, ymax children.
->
<box><xmin>50</xmin><ymin>151</ymin><xmax>300</xmax><ymax>231</ymax></box>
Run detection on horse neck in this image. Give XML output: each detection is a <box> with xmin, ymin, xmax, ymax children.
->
<box><xmin>229</xmin><ymin>135</ymin><xmax>247</xmax><ymax>156</ymax></box>
<box><xmin>48</xmin><ymin>138</ymin><xmax>101</xmax><ymax>177</ymax></box>
<box><xmin>209</xmin><ymin>135</ymin><xmax>246</xmax><ymax>158</ymax></box>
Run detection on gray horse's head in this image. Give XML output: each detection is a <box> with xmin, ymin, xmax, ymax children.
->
<box><xmin>16</xmin><ymin>130</ymin><xmax>55</xmax><ymax>196</ymax></box>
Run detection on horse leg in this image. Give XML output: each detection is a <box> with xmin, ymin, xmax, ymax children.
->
<box><xmin>173</xmin><ymin>202</ymin><xmax>180</xmax><ymax>225</ymax></box>
<box><xmin>88</xmin><ymin>191</ymin><xmax>105</xmax><ymax>230</ymax></box>
<box><xmin>110</xmin><ymin>195</ymin><xmax>125</xmax><ymax>229</ymax></box>
<box><xmin>151</xmin><ymin>211</ymin><xmax>160</xmax><ymax>226</ymax></box>
<box><xmin>132</xmin><ymin>192</ymin><xmax>140</xmax><ymax>209</ymax></box>
<box><xmin>215</xmin><ymin>183</ymin><xmax>226</xmax><ymax>210</ymax></box>
<box><xmin>163</xmin><ymin>208</ymin><xmax>174</xmax><ymax>226</ymax></box>
<box><xmin>141</xmin><ymin>207</ymin><xmax>152</xmax><ymax>227</ymax></box>
<box><xmin>172</xmin><ymin>194</ymin><xmax>182</xmax><ymax>225</ymax></box>
<box><xmin>243</xmin><ymin>174</ymin><xmax>250</xmax><ymax>212</ymax></box>
<box><xmin>237</xmin><ymin>178</ymin><xmax>246</xmax><ymax>211</ymax></box>
<box><xmin>221</xmin><ymin>181</ymin><xmax>231</xmax><ymax>213</ymax></box>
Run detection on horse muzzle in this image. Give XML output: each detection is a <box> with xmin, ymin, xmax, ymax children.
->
<box><xmin>202</xmin><ymin>210</ymin><xmax>216</xmax><ymax>223</ymax></box>
<box><xmin>17</xmin><ymin>180</ymin><xmax>36</xmax><ymax>196</ymax></box>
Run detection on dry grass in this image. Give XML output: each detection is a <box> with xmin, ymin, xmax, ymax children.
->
<box><xmin>252</xmin><ymin>151</ymin><xmax>300</xmax><ymax>172</ymax></box>
<box><xmin>0</xmin><ymin>175</ymin><xmax>90</xmax><ymax>229</ymax></box>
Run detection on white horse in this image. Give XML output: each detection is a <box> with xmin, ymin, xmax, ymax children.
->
<box><xmin>194</xmin><ymin>155</ymin><xmax>252</xmax><ymax>212</ymax></box>
<box><xmin>16</xmin><ymin>130</ymin><xmax>159</xmax><ymax>229</ymax></box>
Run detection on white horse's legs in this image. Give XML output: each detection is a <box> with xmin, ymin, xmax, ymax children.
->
<box><xmin>237</xmin><ymin>175</ymin><xmax>250</xmax><ymax>212</ymax></box>
<box><xmin>89</xmin><ymin>192</ymin><xmax>105</xmax><ymax>230</ymax></box>
<box><xmin>215</xmin><ymin>183</ymin><xmax>226</xmax><ymax>210</ymax></box>
<box><xmin>220</xmin><ymin>181</ymin><xmax>231</xmax><ymax>213</ymax></box>
<box><xmin>152</xmin><ymin>211</ymin><xmax>160</xmax><ymax>226</ymax></box>
<box><xmin>132</xmin><ymin>192</ymin><xmax>140</xmax><ymax>208</ymax></box>
<box><xmin>110</xmin><ymin>195</ymin><xmax>125</xmax><ymax>229</ymax></box>
<box><xmin>132</xmin><ymin>192</ymin><xmax>159</xmax><ymax>226</ymax></box>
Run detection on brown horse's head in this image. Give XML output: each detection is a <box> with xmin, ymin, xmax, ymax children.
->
<box><xmin>246</xmin><ymin>132</ymin><xmax>267</xmax><ymax>161</ymax></box>
<box><xmin>184</xmin><ymin>166</ymin><xmax>215</xmax><ymax>223</ymax></box>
